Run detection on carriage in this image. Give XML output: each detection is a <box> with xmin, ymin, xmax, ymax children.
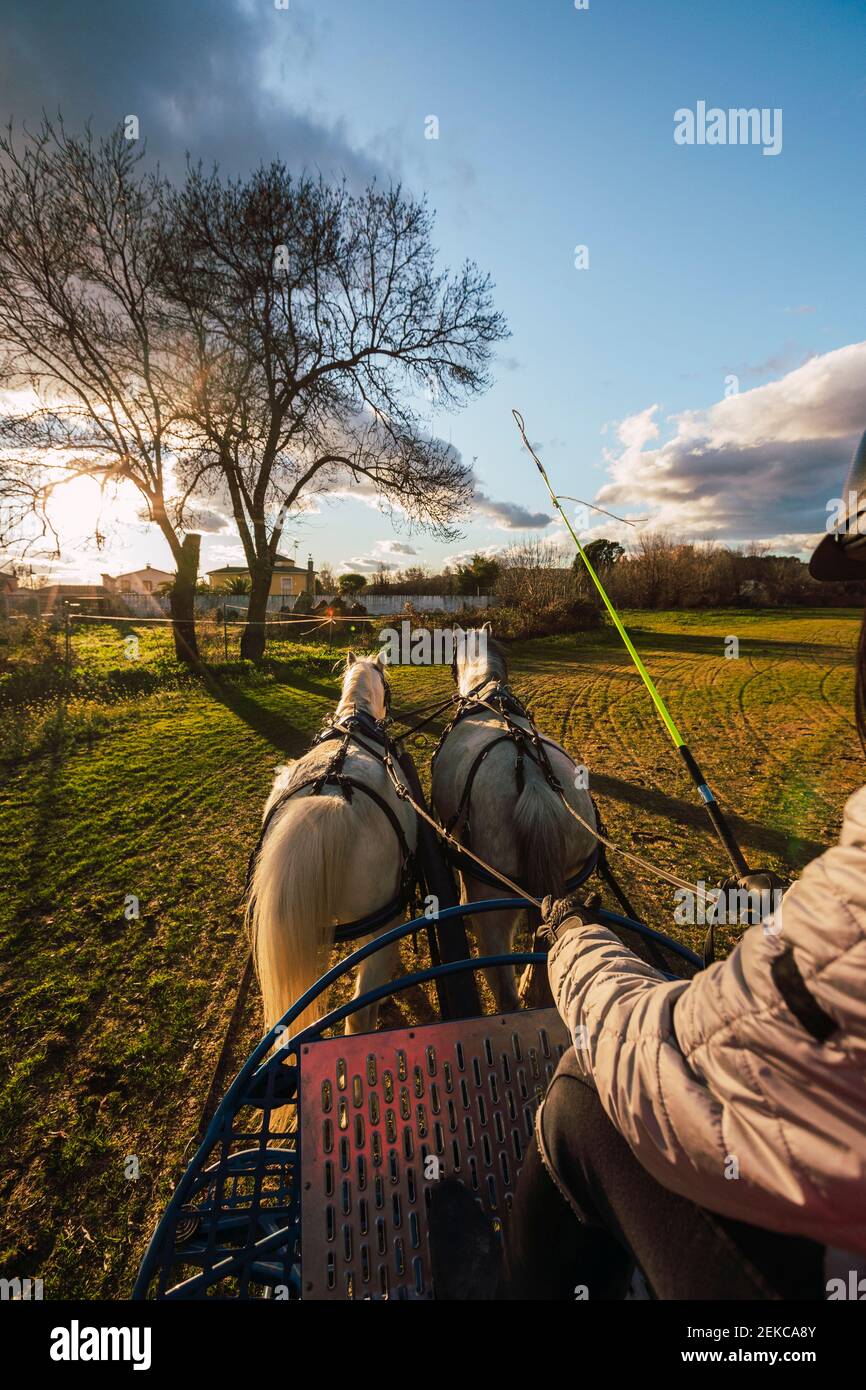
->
<box><xmin>133</xmin><ymin>735</ymin><xmax>702</xmax><ymax>1302</ymax></box>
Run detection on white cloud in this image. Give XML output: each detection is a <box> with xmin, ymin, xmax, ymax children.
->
<box><xmin>616</xmin><ymin>405</ymin><xmax>660</xmax><ymax>452</ymax></box>
<box><xmin>338</xmin><ymin>539</ymin><xmax>420</xmax><ymax>573</ymax></box>
<box><xmin>440</xmin><ymin>543</ymin><xmax>510</xmax><ymax>569</ymax></box>
<box><xmin>596</xmin><ymin>340</ymin><xmax>866</xmax><ymax>553</ymax></box>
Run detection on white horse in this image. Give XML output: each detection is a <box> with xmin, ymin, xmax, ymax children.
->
<box><xmin>246</xmin><ymin>653</ymin><xmax>416</xmax><ymax>1042</ymax></box>
<box><xmin>431</xmin><ymin>631</ymin><xmax>597</xmax><ymax>1012</ymax></box>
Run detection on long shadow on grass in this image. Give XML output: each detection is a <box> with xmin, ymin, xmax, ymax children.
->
<box><xmin>592</xmin><ymin>771</ymin><xmax>827</xmax><ymax>868</ymax></box>
<box><xmin>201</xmin><ymin>666</ymin><xmax>339</xmax><ymax>755</ymax></box>
<box><xmin>6</xmin><ymin>701</ymin><xmax>71</xmax><ymax>935</ymax></box>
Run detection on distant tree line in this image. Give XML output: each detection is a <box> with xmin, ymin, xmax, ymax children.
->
<box><xmin>576</xmin><ymin>535</ymin><xmax>864</xmax><ymax>609</ymax></box>
<box><xmin>360</xmin><ymin>554</ymin><xmax>502</xmax><ymax>596</ymax></box>
<box><xmin>327</xmin><ymin>537</ymin><xmax>864</xmax><ymax>612</ymax></box>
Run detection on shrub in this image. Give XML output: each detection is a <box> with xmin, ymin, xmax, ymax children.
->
<box><xmin>484</xmin><ymin>601</ymin><xmax>602</xmax><ymax>642</ymax></box>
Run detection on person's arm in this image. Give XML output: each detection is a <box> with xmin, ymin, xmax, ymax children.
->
<box><xmin>545</xmin><ymin>905</ymin><xmax>780</xmax><ymax>1227</ymax></box>
<box><xmin>545</xmin><ymin>908</ymin><xmax>689</xmax><ymax>1125</ymax></box>
<box><xmin>542</xmin><ymin>791</ymin><xmax>866</xmax><ymax>1247</ymax></box>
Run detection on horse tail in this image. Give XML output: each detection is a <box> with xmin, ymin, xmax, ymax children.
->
<box><xmin>246</xmin><ymin>795</ymin><xmax>354</xmax><ymax>1043</ymax></box>
<box><xmin>513</xmin><ymin>770</ymin><xmax>569</xmax><ymax>901</ymax></box>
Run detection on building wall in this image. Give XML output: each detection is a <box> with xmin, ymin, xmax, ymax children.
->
<box><xmin>103</xmin><ymin>569</ymin><xmax>173</xmax><ymax>595</ymax></box>
<box><xmin>270</xmin><ymin>573</ymin><xmax>306</xmax><ymax>597</ymax></box>
<box><xmin>207</xmin><ymin>571</ymin><xmax>309</xmax><ymax>597</ymax></box>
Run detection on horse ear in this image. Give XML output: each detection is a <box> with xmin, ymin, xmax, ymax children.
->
<box><xmin>346</xmin><ymin>651</ymin><xmax>356</xmax><ymax>666</ymax></box>
<box><xmin>374</xmin><ymin>652</ymin><xmax>384</xmax><ymax>668</ymax></box>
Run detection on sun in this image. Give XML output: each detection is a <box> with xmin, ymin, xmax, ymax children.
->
<box><xmin>46</xmin><ymin>473</ymin><xmax>148</xmax><ymax>549</ymax></box>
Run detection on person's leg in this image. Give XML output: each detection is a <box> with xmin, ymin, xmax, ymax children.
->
<box><xmin>501</xmin><ymin>1048</ymin><xmax>826</xmax><ymax>1301</ymax></box>
<box><xmin>500</xmin><ymin>1128</ymin><xmax>633</xmax><ymax>1299</ymax></box>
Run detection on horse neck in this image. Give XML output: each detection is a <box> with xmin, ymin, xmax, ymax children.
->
<box><xmin>459</xmin><ymin>658</ymin><xmax>507</xmax><ymax>699</ymax></box>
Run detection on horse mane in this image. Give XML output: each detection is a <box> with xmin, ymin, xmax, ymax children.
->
<box><xmin>459</xmin><ymin>628</ymin><xmax>508</xmax><ymax>689</ymax></box>
<box><xmin>483</xmin><ymin>634</ymin><xmax>509</xmax><ymax>682</ymax></box>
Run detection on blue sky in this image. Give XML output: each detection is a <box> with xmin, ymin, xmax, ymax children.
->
<box><xmin>3</xmin><ymin>0</ymin><xmax>865</xmax><ymax>580</ymax></box>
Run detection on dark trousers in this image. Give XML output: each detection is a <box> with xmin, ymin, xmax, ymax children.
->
<box><xmin>501</xmin><ymin>1048</ymin><xmax>826</xmax><ymax>1300</ymax></box>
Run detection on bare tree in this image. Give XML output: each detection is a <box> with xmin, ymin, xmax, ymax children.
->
<box><xmin>316</xmin><ymin>562</ymin><xmax>335</xmax><ymax>594</ymax></box>
<box><xmin>160</xmin><ymin>166</ymin><xmax>509</xmax><ymax>659</ymax></box>
<box><xmin>496</xmin><ymin>538</ymin><xmax>575</xmax><ymax>611</ymax></box>
<box><xmin>0</xmin><ymin>119</ymin><xmax>204</xmax><ymax>661</ymax></box>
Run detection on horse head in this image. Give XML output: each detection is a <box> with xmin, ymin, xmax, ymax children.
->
<box><xmin>340</xmin><ymin>651</ymin><xmax>391</xmax><ymax>720</ymax></box>
<box><xmin>450</xmin><ymin>623</ymin><xmax>507</xmax><ymax>697</ymax></box>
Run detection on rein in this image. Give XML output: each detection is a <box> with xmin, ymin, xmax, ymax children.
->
<box><xmin>388</xmin><ymin>692</ymin><xmax>460</xmax><ymax>739</ymax></box>
<box><xmin>436</xmin><ymin>679</ymin><xmax>712</xmax><ymax>905</ymax></box>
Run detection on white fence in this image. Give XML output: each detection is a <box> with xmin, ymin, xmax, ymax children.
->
<box><xmin>208</xmin><ymin>593</ymin><xmax>496</xmax><ymax>615</ymax></box>
<box><xmin>121</xmin><ymin>593</ymin><xmax>298</xmax><ymax>617</ymax></box>
<box><xmin>354</xmin><ymin>594</ymin><xmax>495</xmax><ymax>614</ymax></box>
<box><xmin>0</xmin><ymin>589</ymin><xmax>496</xmax><ymax>619</ymax></box>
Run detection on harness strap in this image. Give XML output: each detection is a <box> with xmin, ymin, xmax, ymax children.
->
<box><xmin>444</xmin><ymin>718</ymin><xmax>575</xmax><ymax>842</ymax></box>
<box><xmin>444</xmin><ymin>732</ymin><xmax>518</xmax><ymax>834</ymax></box>
<box><xmin>770</xmin><ymin>948</ymin><xmax>838</xmax><ymax>1044</ymax></box>
<box><xmin>332</xmin><ymin>886</ymin><xmax>412</xmax><ymax>943</ymax></box>
<box><xmin>430</xmin><ymin>680</ymin><xmax>519</xmax><ymax>771</ymax></box>
<box><xmin>465</xmin><ymin>691</ymin><xmax>710</xmax><ymax>901</ymax></box>
<box><xmin>438</xmin><ymin>692</ymin><xmax>599</xmax><ymax>901</ymax></box>
<box><xmin>247</xmin><ymin>771</ymin><xmax>414</xmax><ymax>883</ymax></box>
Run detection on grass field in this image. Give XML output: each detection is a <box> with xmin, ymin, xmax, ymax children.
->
<box><xmin>0</xmin><ymin>607</ymin><xmax>861</xmax><ymax>1298</ymax></box>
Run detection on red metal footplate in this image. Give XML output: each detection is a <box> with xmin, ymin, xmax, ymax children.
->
<box><xmin>299</xmin><ymin>1006</ymin><xmax>569</xmax><ymax>1300</ymax></box>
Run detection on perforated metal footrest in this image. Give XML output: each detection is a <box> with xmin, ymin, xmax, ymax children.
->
<box><xmin>299</xmin><ymin>1007</ymin><xmax>569</xmax><ymax>1300</ymax></box>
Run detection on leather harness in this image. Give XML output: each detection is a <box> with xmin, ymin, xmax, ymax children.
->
<box><xmin>245</xmin><ymin>670</ymin><xmax>419</xmax><ymax>943</ymax></box>
<box><xmin>430</xmin><ymin>678</ymin><xmax>600</xmax><ymax>899</ymax></box>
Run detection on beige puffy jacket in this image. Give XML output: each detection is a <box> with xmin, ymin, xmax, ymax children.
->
<box><xmin>547</xmin><ymin>785</ymin><xmax>866</xmax><ymax>1256</ymax></box>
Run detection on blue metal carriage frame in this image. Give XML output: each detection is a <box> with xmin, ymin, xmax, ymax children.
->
<box><xmin>133</xmin><ymin>899</ymin><xmax>701</xmax><ymax>1301</ymax></box>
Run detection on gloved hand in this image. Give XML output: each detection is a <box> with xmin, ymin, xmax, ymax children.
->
<box><xmin>713</xmin><ymin>871</ymin><xmax>788</xmax><ymax>927</ymax></box>
<box><xmin>537</xmin><ymin>891</ymin><xmax>602</xmax><ymax>950</ymax></box>
<box><xmin>702</xmin><ymin>870</ymin><xmax>789</xmax><ymax>966</ymax></box>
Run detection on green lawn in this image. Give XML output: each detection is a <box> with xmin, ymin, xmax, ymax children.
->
<box><xmin>0</xmin><ymin>608</ymin><xmax>861</xmax><ymax>1297</ymax></box>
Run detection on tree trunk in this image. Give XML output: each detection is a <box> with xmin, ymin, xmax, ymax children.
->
<box><xmin>240</xmin><ymin>563</ymin><xmax>271</xmax><ymax>662</ymax></box>
<box><xmin>170</xmin><ymin>534</ymin><xmax>201</xmax><ymax>664</ymax></box>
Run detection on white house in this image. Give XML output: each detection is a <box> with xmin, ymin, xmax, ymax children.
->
<box><xmin>101</xmin><ymin>564</ymin><xmax>174</xmax><ymax>596</ymax></box>
<box><xmin>206</xmin><ymin>554</ymin><xmax>317</xmax><ymax>599</ymax></box>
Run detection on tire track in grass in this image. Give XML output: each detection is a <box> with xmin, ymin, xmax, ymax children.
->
<box><xmin>737</xmin><ymin>653</ymin><xmax>841</xmax><ymax>824</ymax></box>
<box><xmin>818</xmin><ymin>663</ymin><xmax>856</xmax><ymax>730</ymax></box>
<box><xmin>770</xmin><ymin>642</ymin><xmax>859</xmax><ymax>835</ymax></box>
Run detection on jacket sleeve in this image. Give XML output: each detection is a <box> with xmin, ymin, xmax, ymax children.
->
<box><xmin>546</xmin><ymin>925</ymin><xmax>698</xmax><ymax>1181</ymax></box>
<box><xmin>548</xmin><ymin>921</ymin><xmax>781</xmax><ymax>1222</ymax></box>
